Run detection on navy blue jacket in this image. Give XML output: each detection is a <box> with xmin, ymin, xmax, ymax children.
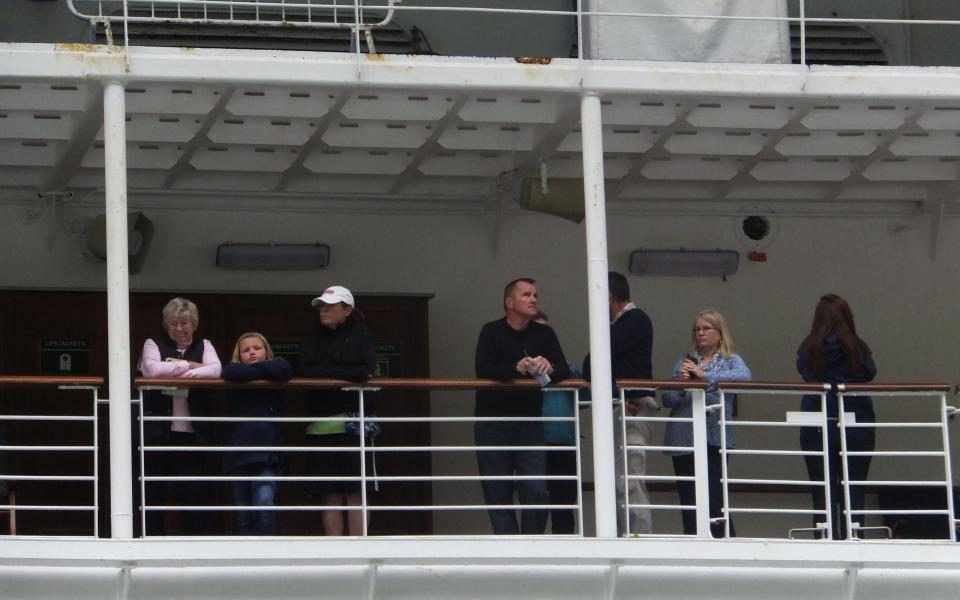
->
<box><xmin>582</xmin><ymin>306</ymin><xmax>653</xmax><ymax>398</ymax></box>
<box><xmin>221</xmin><ymin>358</ymin><xmax>293</xmax><ymax>472</ymax></box>
<box><xmin>797</xmin><ymin>332</ymin><xmax>876</xmax><ymax>422</ymax></box>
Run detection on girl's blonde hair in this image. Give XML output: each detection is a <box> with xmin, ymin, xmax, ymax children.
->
<box><xmin>690</xmin><ymin>309</ymin><xmax>735</xmax><ymax>358</ymax></box>
<box><xmin>231</xmin><ymin>332</ymin><xmax>275</xmax><ymax>363</ymax></box>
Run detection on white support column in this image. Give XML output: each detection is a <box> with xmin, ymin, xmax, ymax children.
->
<box><xmin>691</xmin><ymin>389</ymin><xmax>711</xmax><ymax>538</ymax></box>
<box><xmin>103</xmin><ymin>81</ymin><xmax>133</xmax><ymax>539</ymax></box>
<box><xmin>581</xmin><ymin>92</ymin><xmax>617</xmax><ymax>538</ymax></box>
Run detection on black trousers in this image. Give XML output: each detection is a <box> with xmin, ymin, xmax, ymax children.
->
<box><xmin>800</xmin><ymin>421</ymin><xmax>875</xmax><ymax>540</ymax></box>
<box><xmin>144</xmin><ymin>430</ymin><xmax>211</xmax><ymax>536</ymax></box>
<box><xmin>545</xmin><ymin>444</ymin><xmax>578</xmax><ymax>534</ymax></box>
<box><xmin>673</xmin><ymin>445</ymin><xmax>734</xmax><ymax>538</ymax></box>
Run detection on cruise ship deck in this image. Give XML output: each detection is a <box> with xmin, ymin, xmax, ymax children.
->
<box><xmin>2</xmin><ymin>2</ymin><xmax>960</xmax><ymax>599</ymax></box>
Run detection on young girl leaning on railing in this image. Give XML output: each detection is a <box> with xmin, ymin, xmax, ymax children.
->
<box><xmin>221</xmin><ymin>332</ymin><xmax>293</xmax><ymax>536</ymax></box>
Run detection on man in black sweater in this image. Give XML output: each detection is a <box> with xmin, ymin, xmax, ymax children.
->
<box><xmin>583</xmin><ymin>271</ymin><xmax>655</xmax><ymax>535</ymax></box>
<box><xmin>475</xmin><ymin>277</ymin><xmax>569</xmax><ymax>535</ymax></box>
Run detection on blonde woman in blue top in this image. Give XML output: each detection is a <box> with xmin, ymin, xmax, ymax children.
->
<box><xmin>662</xmin><ymin>309</ymin><xmax>751</xmax><ymax>537</ymax></box>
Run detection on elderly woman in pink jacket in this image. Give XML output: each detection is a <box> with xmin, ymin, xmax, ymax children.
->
<box><xmin>138</xmin><ymin>297</ymin><xmax>221</xmax><ymax>535</ymax></box>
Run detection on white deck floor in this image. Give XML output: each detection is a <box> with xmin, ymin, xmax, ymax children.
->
<box><xmin>1</xmin><ymin>536</ymin><xmax>959</xmax><ymax>599</ymax></box>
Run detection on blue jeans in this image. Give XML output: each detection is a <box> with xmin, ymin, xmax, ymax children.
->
<box><xmin>475</xmin><ymin>421</ymin><xmax>548</xmax><ymax>535</ymax></box>
<box><xmin>230</xmin><ymin>465</ymin><xmax>277</xmax><ymax>536</ymax></box>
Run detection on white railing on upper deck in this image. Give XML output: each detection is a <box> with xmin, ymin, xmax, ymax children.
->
<box><xmin>66</xmin><ymin>0</ymin><xmax>404</xmax><ymax>51</ymax></box>
<box><xmin>61</xmin><ymin>0</ymin><xmax>960</xmax><ymax>67</ymax></box>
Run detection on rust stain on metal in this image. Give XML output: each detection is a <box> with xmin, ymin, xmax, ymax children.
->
<box><xmin>515</xmin><ymin>57</ymin><xmax>552</xmax><ymax>65</ymax></box>
<box><xmin>54</xmin><ymin>43</ymin><xmax>107</xmax><ymax>53</ymax></box>
<box><xmin>365</xmin><ymin>53</ymin><xmax>386</xmax><ymax>63</ymax></box>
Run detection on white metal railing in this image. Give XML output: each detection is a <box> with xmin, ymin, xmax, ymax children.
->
<box><xmin>0</xmin><ymin>376</ymin><xmax>102</xmax><ymax>537</ymax></box>
<box><xmin>4</xmin><ymin>376</ymin><xmax>956</xmax><ymax>540</ymax></box>
<box><xmin>620</xmin><ymin>381</ymin><xmax>958</xmax><ymax>541</ymax></box>
<box><xmin>619</xmin><ymin>382</ymin><xmax>713</xmax><ymax>538</ymax></box>
<box><xmin>66</xmin><ymin>0</ymin><xmax>404</xmax><ymax>51</ymax></box>
<box><xmin>60</xmin><ymin>1</ymin><xmax>960</xmax><ymax>67</ymax></box>
<box><xmin>837</xmin><ymin>386</ymin><xmax>956</xmax><ymax>541</ymax></box>
<box><xmin>717</xmin><ymin>385</ymin><xmax>834</xmax><ymax>539</ymax></box>
<box><xmin>136</xmin><ymin>379</ymin><xmax>584</xmax><ymax>537</ymax></box>
<box><xmin>717</xmin><ymin>383</ymin><xmax>956</xmax><ymax>541</ymax></box>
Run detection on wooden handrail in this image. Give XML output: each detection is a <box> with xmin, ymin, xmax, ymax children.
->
<box><xmin>0</xmin><ymin>376</ymin><xmax>948</xmax><ymax>394</ymax></box>
<box><xmin>128</xmin><ymin>377</ymin><xmax>950</xmax><ymax>392</ymax></box>
<box><xmin>0</xmin><ymin>376</ymin><xmax>103</xmax><ymax>387</ymax></box>
<box><xmin>132</xmin><ymin>377</ymin><xmax>711</xmax><ymax>391</ymax></box>
<box><xmin>720</xmin><ymin>381</ymin><xmax>952</xmax><ymax>393</ymax></box>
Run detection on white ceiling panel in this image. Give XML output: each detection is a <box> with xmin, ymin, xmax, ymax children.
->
<box><xmin>664</xmin><ymin>131</ymin><xmax>764</xmax><ymax>156</ymax></box>
<box><xmin>458</xmin><ymin>95</ymin><xmax>563</xmax><ymax>124</ymax></box>
<box><xmin>776</xmin><ymin>132</ymin><xmax>880</xmax><ymax>157</ymax></box>
<box><xmin>801</xmin><ymin>104</ymin><xmax>907</xmax><ymax>130</ymax></box>
<box><xmin>438</xmin><ymin>123</ymin><xmax>539</xmax><ymax>152</ymax></box>
<box><xmin>1</xmin><ymin>48</ymin><xmax>960</xmax><ymax>210</ymax></box>
<box><xmin>687</xmin><ymin>102</ymin><xmax>792</xmax><ymax>130</ymax></box>
<box><xmin>642</xmin><ymin>157</ymin><xmax>739</xmax><ymax>181</ymax></box>
<box><xmin>323</xmin><ymin>121</ymin><xmax>432</xmax><ymax>149</ymax></box>
<box><xmin>304</xmin><ymin>149</ymin><xmax>410</xmax><ymax>175</ymax></box>
<box><xmin>341</xmin><ymin>92</ymin><xmax>451</xmax><ymax>121</ymax></box>
<box><xmin>208</xmin><ymin>117</ymin><xmax>314</xmax><ymax>146</ymax></box>
<box><xmin>888</xmin><ymin>132</ymin><xmax>960</xmax><ymax>157</ymax></box>
<box><xmin>191</xmin><ymin>146</ymin><xmax>298</xmax><ymax>172</ymax></box>
<box><xmin>125</xmin><ymin>85</ymin><xmax>222</xmax><ymax>115</ymax></box>
<box><xmin>863</xmin><ymin>158</ymin><xmax>958</xmax><ymax>181</ymax></box>
<box><xmin>751</xmin><ymin>158</ymin><xmax>852</xmax><ymax>182</ymax></box>
<box><xmin>228</xmin><ymin>88</ymin><xmax>333</xmax><ymax>118</ymax></box>
<box><xmin>600</xmin><ymin>98</ymin><xmax>680</xmax><ymax>127</ymax></box>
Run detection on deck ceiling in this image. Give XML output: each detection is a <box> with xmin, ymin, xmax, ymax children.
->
<box><xmin>2</xmin><ymin>44</ymin><xmax>960</xmax><ymax>209</ymax></box>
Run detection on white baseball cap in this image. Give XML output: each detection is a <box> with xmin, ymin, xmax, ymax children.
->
<box><xmin>311</xmin><ymin>285</ymin><xmax>355</xmax><ymax>308</ymax></box>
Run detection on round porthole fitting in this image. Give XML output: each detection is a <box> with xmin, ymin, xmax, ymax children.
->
<box><xmin>735</xmin><ymin>206</ymin><xmax>779</xmax><ymax>249</ymax></box>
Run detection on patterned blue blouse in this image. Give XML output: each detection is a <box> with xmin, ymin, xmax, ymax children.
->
<box><xmin>661</xmin><ymin>352</ymin><xmax>752</xmax><ymax>456</ymax></box>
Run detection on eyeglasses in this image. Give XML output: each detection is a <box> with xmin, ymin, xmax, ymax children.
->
<box><xmin>692</xmin><ymin>326</ymin><xmax>715</xmax><ymax>333</ymax></box>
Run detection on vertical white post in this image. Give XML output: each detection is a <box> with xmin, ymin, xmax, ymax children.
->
<box><xmin>838</xmin><ymin>388</ymin><xmax>854</xmax><ymax>538</ymax></box>
<box><xmin>573</xmin><ymin>389</ymin><xmax>585</xmax><ymax>536</ymax></box>
<box><xmin>939</xmin><ymin>393</ymin><xmax>956</xmax><ymax>542</ymax></box>
<box><xmin>799</xmin><ymin>0</ymin><xmax>807</xmax><ymax>68</ymax></box>
<box><xmin>581</xmin><ymin>92</ymin><xmax>617</xmax><ymax>538</ymax></box>
<box><xmin>618</xmin><ymin>390</ymin><xmax>629</xmax><ymax>534</ymax></box>
<box><xmin>819</xmin><ymin>388</ymin><xmax>833</xmax><ymax>538</ymax></box>
<box><xmin>104</xmin><ymin>81</ymin><xmax>133</xmax><ymax>539</ymax></box>
<box><xmin>718</xmin><ymin>392</ymin><xmax>731</xmax><ymax>537</ymax></box>
<box><xmin>358</xmin><ymin>388</ymin><xmax>368</xmax><ymax>537</ymax></box>
<box><xmin>691</xmin><ymin>389</ymin><xmax>711</xmax><ymax>537</ymax></box>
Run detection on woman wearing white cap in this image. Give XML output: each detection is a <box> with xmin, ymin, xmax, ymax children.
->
<box><xmin>298</xmin><ymin>285</ymin><xmax>376</xmax><ymax>536</ymax></box>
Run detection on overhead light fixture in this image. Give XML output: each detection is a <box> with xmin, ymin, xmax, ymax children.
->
<box><xmin>517</xmin><ymin>177</ymin><xmax>585</xmax><ymax>223</ymax></box>
<box><xmin>514</xmin><ymin>162</ymin><xmax>585</xmax><ymax>223</ymax></box>
<box><xmin>629</xmin><ymin>249</ymin><xmax>739</xmax><ymax>277</ymax></box>
<box><xmin>216</xmin><ymin>243</ymin><xmax>330</xmax><ymax>270</ymax></box>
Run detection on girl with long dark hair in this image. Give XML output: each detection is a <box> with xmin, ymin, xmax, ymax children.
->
<box><xmin>797</xmin><ymin>293</ymin><xmax>876</xmax><ymax>539</ymax></box>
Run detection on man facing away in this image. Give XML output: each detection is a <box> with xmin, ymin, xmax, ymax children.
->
<box><xmin>475</xmin><ymin>277</ymin><xmax>570</xmax><ymax>534</ymax></box>
<box><xmin>583</xmin><ymin>271</ymin><xmax>655</xmax><ymax>535</ymax></box>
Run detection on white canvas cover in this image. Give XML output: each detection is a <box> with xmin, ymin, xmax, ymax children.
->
<box><xmin>582</xmin><ymin>0</ymin><xmax>791</xmax><ymax>63</ymax></box>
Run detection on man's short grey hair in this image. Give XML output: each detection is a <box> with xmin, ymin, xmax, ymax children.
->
<box><xmin>162</xmin><ymin>297</ymin><xmax>199</xmax><ymax>329</ymax></box>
